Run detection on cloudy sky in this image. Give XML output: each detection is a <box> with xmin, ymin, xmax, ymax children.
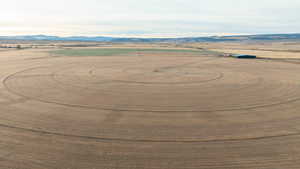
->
<box><xmin>1</xmin><ymin>0</ymin><xmax>300</xmax><ymax>37</ymax></box>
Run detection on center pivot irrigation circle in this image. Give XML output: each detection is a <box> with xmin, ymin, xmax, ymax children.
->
<box><xmin>115</xmin><ymin>67</ymin><xmax>224</xmax><ymax>84</ymax></box>
<box><xmin>4</xmin><ymin>60</ymin><xmax>300</xmax><ymax>113</ymax></box>
<box><xmin>3</xmin><ymin>55</ymin><xmax>300</xmax><ymax>143</ymax></box>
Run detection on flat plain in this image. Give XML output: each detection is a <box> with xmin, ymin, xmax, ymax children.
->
<box><xmin>1</xmin><ymin>42</ymin><xmax>300</xmax><ymax>169</ymax></box>
<box><xmin>190</xmin><ymin>41</ymin><xmax>300</xmax><ymax>59</ymax></box>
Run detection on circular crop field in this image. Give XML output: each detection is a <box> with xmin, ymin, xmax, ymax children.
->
<box><xmin>1</xmin><ymin>48</ymin><xmax>300</xmax><ymax>169</ymax></box>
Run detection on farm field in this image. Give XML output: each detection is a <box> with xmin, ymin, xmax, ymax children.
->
<box><xmin>190</xmin><ymin>41</ymin><xmax>300</xmax><ymax>59</ymax></box>
<box><xmin>50</xmin><ymin>48</ymin><xmax>207</xmax><ymax>57</ymax></box>
<box><xmin>1</xmin><ymin>43</ymin><xmax>300</xmax><ymax>169</ymax></box>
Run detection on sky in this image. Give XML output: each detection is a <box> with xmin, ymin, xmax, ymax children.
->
<box><xmin>1</xmin><ymin>0</ymin><xmax>300</xmax><ymax>37</ymax></box>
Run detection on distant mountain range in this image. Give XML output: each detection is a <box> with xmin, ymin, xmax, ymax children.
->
<box><xmin>1</xmin><ymin>34</ymin><xmax>300</xmax><ymax>42</ymax></box>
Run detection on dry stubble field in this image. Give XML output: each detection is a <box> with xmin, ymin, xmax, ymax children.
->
<box><xmin>1</xmin><ymin>42</ymin><xmax>300</xmax><ymax>169</ymax></box>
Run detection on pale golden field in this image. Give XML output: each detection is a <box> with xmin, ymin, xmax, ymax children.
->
<box><xmin>190</xmin><ymin>41</ymin><xmax>300</xmax><ymax>59</ymax></box>
<box><xmin>1</xmin><ymin>42</ymin><xmax>300</xmax><ymax>169</ymax></box>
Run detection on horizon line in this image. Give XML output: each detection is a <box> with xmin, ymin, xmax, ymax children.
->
<box><xmin>1</xmin><ymin>32</ymin><xmax>300</xmax><ymax>39</ymax></box>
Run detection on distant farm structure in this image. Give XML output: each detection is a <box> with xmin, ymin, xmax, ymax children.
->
<box><xmin>231</xmin><ymin>54</ymin><xmax>257</xmax><ymax>59</ymax></box>
<box><xmin>222</xmin><ymin>53</ymin><xmax>257</xmax><ymax>59</ymax></box>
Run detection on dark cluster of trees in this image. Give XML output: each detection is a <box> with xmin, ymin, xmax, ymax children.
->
<box><xmin>0</xmin><ymin>45</ymin><xmax>22</xmax><ymax>49</ymax></box>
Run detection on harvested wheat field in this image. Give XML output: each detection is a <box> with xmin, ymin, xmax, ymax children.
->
<box><xmin>190</xmin><ymin>41</ymin><xmax>300</xmax><ymax>59</ymax></box>
<box><xmin>1</xmin><ymin>45</ymin><xmax>300</xmax><ymax>169</ymax></box>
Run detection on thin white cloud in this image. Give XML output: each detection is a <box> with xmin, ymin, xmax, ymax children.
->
<box><xmin>1</xmin><ymin>0</ymin><xmax>300</xmax><ymax>37</ymax></box>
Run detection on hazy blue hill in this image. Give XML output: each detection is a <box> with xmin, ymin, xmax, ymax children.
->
<box><xmin>1</xmin><ymin>33</ymin><xmax>300</xmax><ymax>42</ymax></box>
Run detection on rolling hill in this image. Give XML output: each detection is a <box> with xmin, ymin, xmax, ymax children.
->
<box><xmin>1</xmin><ymin>33</ymin><xmax>300</xmax><ymax>43</ymax></box>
